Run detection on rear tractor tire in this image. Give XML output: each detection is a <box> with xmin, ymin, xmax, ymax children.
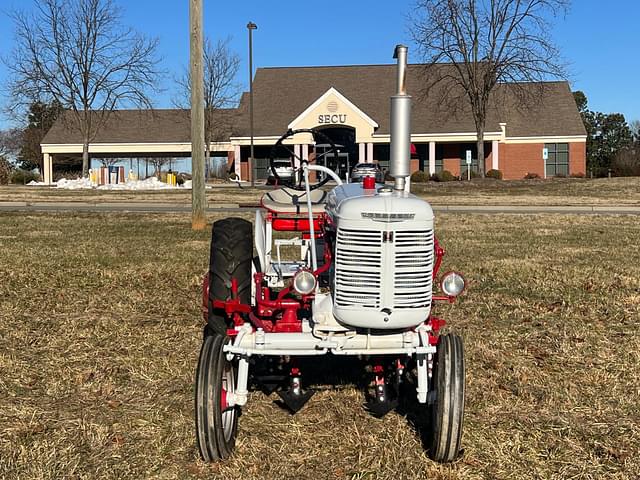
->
<box><xmin>195</xmin><ymin>331</ymin><xmax>239</xmax><ymax>461</ymax></box>
<box><xmin>208</xmin><ymin>218</ymin><xmax>253</xmax><ymax>335</ymax></box>
<box><xmin>428</xmin><ymin>333</ymin><xmax>465</xmax><ymax>462</ymax></box>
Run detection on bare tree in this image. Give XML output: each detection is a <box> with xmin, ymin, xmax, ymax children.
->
<box><xmin>147</xmin><ymin>157</ymin><xmax>172</xmax><ymax>177</ymax></box>
<box><xmin>630</xmin><ymin>120</ymin><xmax>640</xmax><ymax>144</ymax></box>
<box><xmin>6</xmin><ymin>0</ymin><xmax>161</xmax><ymax>177</ymax></box>
<box><xmin>176</xmin><ymin>37</ymin><xmax>240</xmax><ymax>178</ymax></box>
<box><xmin>0</xmin><ymin>128</ymin><xmax>22</xmax><ymax>159</ymax></box>
<box><xmin>411</xmin><ymin>0</ymin><xmax>569</xmax><ymax>176</ymax></box>
<box><xmin>97</xmin><ymin>157</ymin><xmax>120</xmax><ymax>167</ymax></box>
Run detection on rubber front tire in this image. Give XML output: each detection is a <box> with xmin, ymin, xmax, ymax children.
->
<box><xmin>195</xmin><ymin>331</ymin><xmax>239</xmax><ymax>461</ymax></box>
<box><xmin>208</xmin><ymin>218</ymin><xmax>253</xmax><ymax>335</ymax></box>
<box><xmin>429</xmin><ymin>333</ymin><xmax>465</xmax><ymax>462</ymax></box>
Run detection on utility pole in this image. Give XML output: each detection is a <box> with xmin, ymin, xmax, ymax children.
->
<box><xmin>247</xmin><ymin>21</ymin><xmax>257</xmax><ymax>187</ymax></box>
<box><xmin>190</xmin><ymin>0</ymin><xmax>206</xmax><ymax>230</ymax></box>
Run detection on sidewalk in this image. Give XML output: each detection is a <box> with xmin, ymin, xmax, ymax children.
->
<box><xmin>1</xmin><ymin>201</ymin><xmax>639</xmax><ymax>215</ymax></box>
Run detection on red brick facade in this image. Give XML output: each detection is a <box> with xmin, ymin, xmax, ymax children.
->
<box><xmin>569</xmin><ymin>142</ymin><xmax>586</xmax><ymax>176</ymax></box>
<box><xmin>237</xmin><ymin>141</ymin><xmax>587</xmax><ymax>181</ymax></box>
<box><xmin>501</xmin><ymin>143</ymin><xmax>545</xmax><ymax>179</ymax></box>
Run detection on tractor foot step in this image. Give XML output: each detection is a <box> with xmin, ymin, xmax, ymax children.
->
<box><xmin>276</xmin><ymin>389</ymin><xmax>315</xmax><ymax>413</ymax></box>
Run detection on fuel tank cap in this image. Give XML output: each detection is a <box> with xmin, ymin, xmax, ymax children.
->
<box><xmin>377</xmin><ymin>185</ymin><xmax>393</xmax><ymax>196</ymax></box>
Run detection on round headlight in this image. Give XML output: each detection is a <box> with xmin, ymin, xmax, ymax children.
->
<box><xmin>440</xmin><ymin>272</ymin><xmax>466</xmax><ymax>297</ymax></box>
<box><xmin>293</xmin><ymin>269</ymin><xmax>316</xmax><ymax>295</ymax></box>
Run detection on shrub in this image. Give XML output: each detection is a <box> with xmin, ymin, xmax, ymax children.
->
<box><xmin>10</xmin><ymin>169</ymin><xmax>41</xmax><ymax>184</ymax></box>
<box><xmin>410</xmin><ymin>170</ymin><xmax>430</xmax><ymax>183</ymax></box>
<box><xmin>430</xmin><ymin>170</ymin><xmax>456</xmax><ymax>182</ymax></box>
<box><xmin>611</xmin><ymin>148</ymin><xmax>640</xmax><ymax>177</ymax></box>
<box><xmin>569</xmin><ymin>172</ymin><xmax>586</xmax><ymax>178</ymax></box>
<box><xmin>524</xmin><ymin>172</ymin><xmax>540</xmax><ymax>179</ymax></box>
<box><xmin>486</xmin><ymin>169</ymin><xmax>503</xmax><ymax>180</ymax></box>
<box><xmin>0</xmin><ymin>156</ymin><xmax>13</xmax><ymax>185</ymax></box>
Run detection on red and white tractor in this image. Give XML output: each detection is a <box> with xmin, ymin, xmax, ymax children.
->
<box><xmin>195</xmin><ymin>45</ymin><xmax>466</xmax><ymax>463</ymax></box>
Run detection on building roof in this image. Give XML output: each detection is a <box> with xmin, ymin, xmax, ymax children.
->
<box><xmin>42</xmin><ymin>63</ymin><xmax>585</xmax><ymax>145</ymax></box>
<box><xmin>237</xmin><ymin>64</ymin><xmax>585</xmax><ymax>138</ymax></box>
<box><xmin>42</xmin><ymin>108</ymin><xmax>236</xmax><ymax>144</ymax></box>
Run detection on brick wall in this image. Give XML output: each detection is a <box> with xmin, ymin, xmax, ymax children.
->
<box><xmin>502</xmin><ymin>143</ymin><xmax>544</xmax><ymax>179</ymax></box>
<box><xmin>500</xmin><ymin>141</ymin><xmax>587</xmax><ymax>180</ymax></box>
<box><xmin>442</xmin><ymin>144</ymin><xmax>460</xmax><ymax>176</ymax></box>
<box><xmin>569</xmin><ymin>142</ymin><xmax>586</xmax><ymax>175</ymax></box>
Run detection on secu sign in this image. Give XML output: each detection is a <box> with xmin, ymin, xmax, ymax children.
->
<box><xmin>317</xmin><ymin>114</ymin><xmax>348</xmax><ymax>124</ymax></box>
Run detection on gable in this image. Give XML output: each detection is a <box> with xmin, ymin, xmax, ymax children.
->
<box><xmin>287</xmin><ymin>87</ymin><xmax>379</xmax><ymax>142</ymax></box>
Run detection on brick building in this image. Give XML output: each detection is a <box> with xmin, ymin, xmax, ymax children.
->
<box><xmin>41</xmin><ymin>63</ymin><xmax>586</xmax><ymax>183</ymax></box>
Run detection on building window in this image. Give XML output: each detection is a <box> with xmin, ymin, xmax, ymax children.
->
<box><xmin>545</xmin><ymin>143</ymin><xmax>569</xmax><ymax>177</ymax></box>
<box><xmin>435</xmin><ymin>144</ymin><xmax>444</xmax><ymax>172</ymax></box>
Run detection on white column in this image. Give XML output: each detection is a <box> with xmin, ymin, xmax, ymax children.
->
<box><xmin>428</xmin><ymin>142</ymin><xmax>436</xmax><ymax>175</ymax></box>
<box><xmin>43</xmin><ymin>153</ymin><xmax>52</xmax><ymax>185</ymax></box>
<box><xmin>293</xmin><ymin>144</ymin><xmax>301</xmax><ymax>168</ymax></box>
<box><xmin>358</xmin><ymin>143</ymin><xmax>365</xmax><ymax>162</ymax></box>
<box><xmin>234</xmin><ymin>144</ymin><xmax>241</xmax><ymax>179</ymax></box>
<box><xmin>301</xmin><ymin>144</ymin><xmax>309</xmax><ymax>162</ymax></box>
<box><xmin>366</xmin><ymin>143</ymin><xmax>373</xmax><ymax>163</ymax></box>
<box><xmin>492</xmin><ymin>140</ymin><xmax>499</xmax><ymax>170</ymax></box>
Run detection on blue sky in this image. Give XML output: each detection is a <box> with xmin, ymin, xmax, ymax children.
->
<box><xmin>0</xmin><ymin>0</ymin><xmax>638</xmax><ymax>129</ymax></box>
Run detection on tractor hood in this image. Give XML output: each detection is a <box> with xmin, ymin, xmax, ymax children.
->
<box><xmin>325</xmin><ymin>183</ymin><xmax>434</xmax><ymax>227</ymax></box>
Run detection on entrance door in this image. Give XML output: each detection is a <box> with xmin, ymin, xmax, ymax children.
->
<box><xmin>315</xmin><ymin>126</ymin><xmax>358</xmax><ymax>178</ymax></box>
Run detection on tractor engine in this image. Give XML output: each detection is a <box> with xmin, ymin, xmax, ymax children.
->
<box><xmin>325</xmin><ymin>183</ymin><xmax>434</xmax><ymax>330</ymax></box>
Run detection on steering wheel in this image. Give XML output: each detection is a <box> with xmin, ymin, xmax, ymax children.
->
<box><xmin>269</xmin><ymin>128</ymin><xmax>338</xmax><ymax>191</ymax></box>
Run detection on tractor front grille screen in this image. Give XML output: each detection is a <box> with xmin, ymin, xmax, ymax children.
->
<box><xmin>335</xmin><ymin>228</ymin><xmax>383</xmax><ymax>308</ymax></box>
<box><xmin>334</xmin><ymin>227</ymin><xmax>433</xmax><ymax>310</ymax></box>
<box><xmin>393</xmin><ymin>230</ymin><xmax>433</xmax><ymax>308</ymax></box>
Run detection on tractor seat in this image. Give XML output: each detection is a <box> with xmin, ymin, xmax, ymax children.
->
<box><xmin>261</xmin><ymin>187</ymin><xmax>327</xmax><ymax>214</ymax></box>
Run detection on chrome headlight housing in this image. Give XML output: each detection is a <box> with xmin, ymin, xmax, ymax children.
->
<box><xmin>293</xmin><ymin>269</ymin><xmax>316</xmax><ymax>295</ymax></box>
<box><xmin>440</xmin><ymin>271</ymin><xmax>466</xmax><ymax>297</ymax></box>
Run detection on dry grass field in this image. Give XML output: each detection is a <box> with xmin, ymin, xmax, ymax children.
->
<box><xmin>1</xmin><ymin>211</ymin><xmax>639</xmax><ymax>479</ymax></box>
<box><xmin>2</xmin><ymin>176</ymin><xmax>640</xmax><ymax>206</ymax></box>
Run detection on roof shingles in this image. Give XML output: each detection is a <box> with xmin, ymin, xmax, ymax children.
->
<box><xmin>42</xmin><ymin>64</ymin><xmax>585</xmax><ymax>145</ymax></box>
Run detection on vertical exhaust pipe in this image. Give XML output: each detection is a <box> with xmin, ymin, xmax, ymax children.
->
<box><xmin>390</xmin><ymin>45</ymin><xmax>411</xmax><ymax>191</ymax></box>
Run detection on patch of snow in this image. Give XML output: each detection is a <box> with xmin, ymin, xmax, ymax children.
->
<box><xmin>28</xmin><ymin>176</ymin><xmax>193</xmax><ymax>190</ymax></box>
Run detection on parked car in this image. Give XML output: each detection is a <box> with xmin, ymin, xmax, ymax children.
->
<box><xmin>350</xmin><ymin>162</ymin><xmax>384</xmax><ymax>183</ymax></box>
<box><xmin>267</xmin><ymin>160</ymin><xmax>295</xmax><ymax>185</ymax></box>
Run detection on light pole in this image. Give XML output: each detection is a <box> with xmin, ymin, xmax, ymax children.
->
<box><xmin>247</xmin><ymin>21</ymin><xmax>257</xmax><ymax>187</ymax></box>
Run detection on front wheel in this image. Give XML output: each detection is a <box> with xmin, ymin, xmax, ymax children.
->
<box><xmin>428</xmin><ymin>333</ymin><xmax>465</xmax><ymax>462</ymax></box>
<box><xmin>195</xmin><ymin>332</ymin><xmax>239</xmax><ymax>461</ymax></box>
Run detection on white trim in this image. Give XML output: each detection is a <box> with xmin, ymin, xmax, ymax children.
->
<box><xmin>504</xmin><ymin>135</ymin><xmax>587</xmax><ymax>144</ymax></box>
<box><xmin>287</xmin><ymin>87</ymin><xmax>379</xmax><ymax>130</ymax></box>
<box><xmin>43</xmin><ymin>153</ymin><xmax>52</xmax><ymax>185</ymax></box>
<box><xmin>492</xmin><ymin>140</ymin><xmax>499</xmax><ymax>170</ymax></box>
<box><xmin>428</xmin><ymin>141</ymin><xmax>436</xmax><ymax>175</ymax></box>
<box><xmin>41</xmin><ymin>141</ymin><xmax>233</xmax><ymax>154</ymax></box>
<box><xmin>369</xmin><ymin>132</ymin><xmax>503</xmax><ymax>143</ymax></box>
<box><xmin>234</xmin><ymin>145</ymin><xmax>241</xmax><ymax>179</ymax></box>
<box><xmin>499</xmin><ymin>122</ymin><xmax>507</xmax><ymax>141</ymax></box>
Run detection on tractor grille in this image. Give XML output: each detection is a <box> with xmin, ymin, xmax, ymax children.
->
<box><xmin>393</xmin><ymin>230</ymin><xmax>433</xmax><ymax>308</ymax></box>
<box><xmin>334</xmin><ymin>228</ymin><xmax>382</xmax><ymax>308</ymax></box>
<box><xmin>334</xmin><ymin>227</ymin><xmax>433</xmax><ymax>310</ymax></box>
